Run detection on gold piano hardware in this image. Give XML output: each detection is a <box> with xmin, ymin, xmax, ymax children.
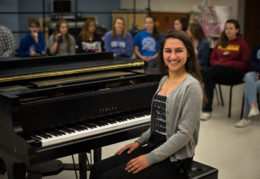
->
<box><xmin>20</xmin><ymin>96</ymin><xmax>48</xmax><ymax>103</ymax></box>
<box><xmin>0</xmin><ymin>61</ymin><xmax>144</xmax><ymax>83</ymax></box>
<box><xmin>129</xmin><ymin>80</ymin><xmax>135</xmax><ymax>85</ymax></box>
<box><xmin>0</xmin><ymin>85</ymin><xmax>27</xmax><ymax>92</ymax></box>
<box><xmin>99</xmin><ymin>106</ymin><xmax>118</xmax><ymax>113</ymax></box>
<box><xmin>33</xmin><ymin>71</ymin><xmax>134</xmax><ymax>87</ymax></box>
<box><xmin>129</xmin><ymin>68</ymin><xmax>145</xmax><ymax>73</ymax></box>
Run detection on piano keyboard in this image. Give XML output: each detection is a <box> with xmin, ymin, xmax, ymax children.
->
<box><xmin>31</xmin><ymin>112</ymin><xmax>151</xmax><ymax>147</ymax></box>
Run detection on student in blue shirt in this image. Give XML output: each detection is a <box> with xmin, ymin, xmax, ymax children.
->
<box><xmin>134</xmin><ymin>16</ymin><xmax>162</xmax><ymax>68</ymax></box>
<box><xmin>18</xmin><ymin>18</ymin><xmax>46</xmax><ymax>57</ymax></box>
<box><xmin>104</xmin><ymin>17</ymin><xmax>133</xmax><ymax>57</ymax></box>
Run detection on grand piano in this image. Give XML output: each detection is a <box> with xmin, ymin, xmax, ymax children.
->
<box><xmin>0</xmin><ymin>52</ymin><xmax>161</xmax><ymax>179</ymax></box>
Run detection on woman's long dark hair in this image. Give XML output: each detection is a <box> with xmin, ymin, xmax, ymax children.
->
<box><xmin>175</xmin><ymin>17</ymin><xmax>188</xmax><ymax>31</ymax></box>
<box><xmin>145</xmin><ymin>16</ymin><xmax>160</xmax><ymax>40</ymax></box>
<box><xmin>159</xmin><ymin>30</ymin><xmax>207</xmax><ymax>104</ymax></box>
<box><xmin>80</xmin><ymin>19</ymin><xmax>96</xmax><ymax>41</ymax></box>
<box><xmin>218</xmin><ymin>19</ymin><xmax>241</xmax><ymax>48</ymax></box>
<box><xmin>189</xmin><ymin>23</ymin><xmax>207</xmax><ymax>41</ymax></box>
<box><xmin>53</xmin><ymin>20</ymin><xmax>71</xmax><ymax>53</ymax></box>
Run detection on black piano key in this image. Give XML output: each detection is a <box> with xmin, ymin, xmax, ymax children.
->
<box><xmin>31</xmin><ymin>135</ymin><xmax>42</xmax><ymax>140</ymax></box>
<box><xmin>61</xmin><ymin>128</ymin><xmax>73</xmax><ymax>133</ymax></box>
<box><xmin>80</xmin><ymin>125</ymin><xmax>88</xmax><ymax>129</ymax></box>
<box><xmin>38</xmin><ymin>134</ymin><xmax>48</xmax><ymax>139</ymax></box>
<box><xmin>57</xmin><ymin>130</ymin><xmax>66</xmax><ymax>135</ymax></box>
<box><xmin>73</xmin><ymin>125</ymin><xmax>86</xmax><ymax>131</ymax></box>
<box><xmin>67</xmin><ymin>128</ymin><xmax>76</xmax><ymax>132</ymax></box>
<box><xmin>45</xmin><ymin>133</ymin><xmax>53</xmax><ymax>138</ymax></box>
<box><xmin>48</xmin><ymin>131</ymin><xmax>61</xmax><ymax>136</ymax></box>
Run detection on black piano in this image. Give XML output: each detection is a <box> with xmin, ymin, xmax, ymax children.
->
<box><xmin>0</xmin><ymin>52</ymin><xmax>161</xmax><ymax>179</ymax></box>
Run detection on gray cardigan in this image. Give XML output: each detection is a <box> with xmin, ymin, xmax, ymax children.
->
<box><xmin>136</xmin><ymin>74</ymin><xmax>203</xmax><ymax>165</ymax></box>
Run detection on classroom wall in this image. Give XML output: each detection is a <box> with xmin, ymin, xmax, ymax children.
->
<box><xmin>120</xmin><ymin>0</ymin><xmax>245</xmax><ymax>34</ymax></box>
<box><xmin>77</xmin><ymin>0</ymin><xmax>121</xmax><ymax>31</ymax></box>
<box><xmin>0</xmin><ymin>0</ymin><xmax>121</xmax><ymax>47</ymax></box>
<box><xmin>0</xmin><ymin>0</ymin><xmax>20</xmax><ymax>47</ymax></box>
<box><xmin>0</xmin><ymin>0</ymin><xmax>244</xmax><ymax>48</ymax></box>
<box><xmin>120</xmin><ymin>0</ymin><xmax>239</xmax><ymax>19</ymax></box>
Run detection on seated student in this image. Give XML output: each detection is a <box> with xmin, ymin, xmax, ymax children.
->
<box><xmin>0</xmin><ymin>25</ymin><xmax>16</xmax><ymax>57</ymax></box>
<box><xmin>172</xmin><ymin>17</ymin><xmax>188</xmax><ymax>31</ymax></box>
<box><xmin>201</xmin><ymin>19</ymin><xmax>250</xmax><ymax>120</ymax></box>
<box><xmin>235</xmin><ymin>44</ymin><xmax>260</xmax><ymax>127</ymax></box>
<box><xmin>76</xmin><ymin>19</ymin><xmax>104</xmax><ymax>53</ymax></box>
<box><xmin>104</xmin><ymin>17</ymin><xmax>133</xmax><ymax>58</ymax></box>
<box><xmin>187</xmin><ymin>23</ymin><xmax>210</xmax><ymax>72</ymax></box>
<box><xmin>89</xmin><ymin>30</ymin><xmax>203</xmax><ymax>179</ymax></box>
<box><xmin>18</xmin><ymin>18</ymin><xmax>46</xmax><ymax>57</ymax></box>
<box><xmin>134</xmin><ymin>16</ymin><xmax>162</xmax><ymax>67</ymax></box>
<box><xmin>48</xmin><ymin>20</ymin><xmax>75</xmax><ymax>56</ymax></box>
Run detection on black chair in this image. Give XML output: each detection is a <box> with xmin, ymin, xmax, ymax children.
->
<box><xmin>216</xmin><ymin>81</ymin><xmax>244</xmax><ymax>118</ymax></box>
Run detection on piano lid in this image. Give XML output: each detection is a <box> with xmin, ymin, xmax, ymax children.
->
<box><xmin>0</xmin><ymin>52</ymin><xmax>144</xmax><ymax>83</ymax></box>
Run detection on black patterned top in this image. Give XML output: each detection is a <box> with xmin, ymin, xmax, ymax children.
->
<box><xmin>148</xmin><ymin>94</ymin><xmax>167</xmax><ymax>149</ymax></box>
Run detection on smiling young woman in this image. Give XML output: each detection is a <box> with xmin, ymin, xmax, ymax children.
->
<box><xmin>159</xmin><ymin>38</ymin><xmax>189</xmax><ymax>95</ymax></box>
<box><xmin>89</xmin><ymin>30</ymin><xmax>204</xmax><ymax>179</ymax></box>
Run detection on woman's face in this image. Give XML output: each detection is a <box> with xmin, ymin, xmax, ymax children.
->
<box><xmin>163</xmin><ymin>38</ymin><xmax>188</xmax><ymax>73</ymax></box>
<box><xmin>174</xmin><ymin>20</ymin><xmax>182</xmax><ymax>31</ymax></box>
<box><xmin>144</xmin><ymin>17</ymin><xmax>154</xmax><ymax>32</ymax></box>
<box><xmin>114</xmin><ymin>19</ymin><xmax>124</xmax><ymax>33</ymax></box>
<box><xmin>59</xmin><ymin>23</ymin><xmax>68</xmax><ymax>35</ymax></box>
<box><xmin>225</xmin><ymin>23</ymin><xmax>239</xmax><ymax>40</ymax></box>
<box><xmin>88</xmin><ymin>21</ymin><xmax>96</xmax><ymax>33</ymax></box>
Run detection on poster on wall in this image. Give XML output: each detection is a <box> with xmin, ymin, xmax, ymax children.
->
<box><xmin>189</xmin><ymin>5</ymin><xmax>232</xmax><ymax>46</ymax></box>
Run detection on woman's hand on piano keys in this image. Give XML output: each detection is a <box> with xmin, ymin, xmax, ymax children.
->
<box><xmin>115</xmin><ymin>142</ymin><xmax>140</xmax><ymax>155</ymax></box>
<box><xmin>125</xmin><ymin>155</ymin><xmax>149</xmax><ymax>174</ymax></box>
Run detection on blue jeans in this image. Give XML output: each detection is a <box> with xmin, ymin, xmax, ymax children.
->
<box><xmin>243</xmin><ymin>72</ymin><xmax>260</xmax><ymax>118</ymax></box>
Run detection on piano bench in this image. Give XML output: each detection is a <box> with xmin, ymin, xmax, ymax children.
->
<box><xmin>189</xmin><ymin>161</ymin><xmax>218</xmax><ymax>179</ymax></box>
<box><xmin>27</xmin><ymin>160</ymin><xmax>64</xmax><ymax>179</ymax></box>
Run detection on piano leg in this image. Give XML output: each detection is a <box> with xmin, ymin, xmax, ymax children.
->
<box><xmin>93</xmin><ymin>148</ymin><xmax>102</xmax><ymax>163</ymax></box>
<box><xmin>0</xmin><ymin>158</ymin><xmax>6</xmax><ymax>174</ymax></box>
<box><xmin>77</xmin><ymin>148</ymin><xmax>101</xmax><ymax>179</ymax></box>
<box><xmin>78</xmin><ymin>153</ymin><xmax>87</xmax><ymax>179</ymax></box>
<box><xmin>77</xmin><ymin>148</ymin><xmax>117</xmax><ymax>178</ymax></box>
<box><xmin>6</xmin><ymin>162</ymin><xmax>26</xmax><ymax>179</ymax></box>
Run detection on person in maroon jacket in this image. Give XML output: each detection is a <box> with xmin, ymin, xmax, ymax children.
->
<box><xmin>201</xmin><ymin>19</ymin><xmax>250</xmax><ymax>120</ymax></box>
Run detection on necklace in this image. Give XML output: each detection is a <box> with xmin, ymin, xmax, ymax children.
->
<box><xmin>163</xmin><ymin>73</ymin><xmax>188</xmax><ymax>95</ymax></box>
<box><xmin>160</xmin><ymin>79</ymin><xmax>173</xmax><ymax>95</ymax></box>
